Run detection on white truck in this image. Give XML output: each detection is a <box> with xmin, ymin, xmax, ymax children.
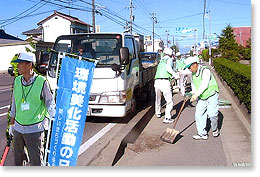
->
<box><xmin>41</xmin><ymin>33</ymin><xmax>157</xmax><ymax>118</ymax></box>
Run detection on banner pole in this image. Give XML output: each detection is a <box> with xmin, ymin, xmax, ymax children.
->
<box><xmin>43</xmin><ymin>52</ymin><xmax>63</xmax><ymax>166</ymax></box>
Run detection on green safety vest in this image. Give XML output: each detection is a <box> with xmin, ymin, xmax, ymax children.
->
<box><xmin>193</xmin><ymin>66</ymin><xmax>219</xmax><ymax>100</ymax></box>
<box><xmin>154</xmin><ymin>56</ymin><xmax>172</xmax><ymax>80</ymax></box>
<box><xmin>176</xmin><ymin>58</ymin><xmax>186</xmax><ymax>71</ymax></box>
<box><xmin>14</xmin><ymin>75</ymin><xmax>49</xmax><ymax>126</ymax></box>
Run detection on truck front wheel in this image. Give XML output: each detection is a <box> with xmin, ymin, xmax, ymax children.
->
<box><xmin>130</xmin><ymin>94</ymin><xmax>137</xmax><ymax>115</ymax></box>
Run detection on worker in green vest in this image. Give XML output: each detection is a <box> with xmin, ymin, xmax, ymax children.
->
<box><xmin>8</xmin><ymin>52</ymin><xmax>55</xmax><ymax>166</ymax></box>
<box><xmin>154</xmin><ymin>48</ymin><xmax>179</xmax><ymax>124</ymax></box>
<box><xmin>184</xmin><ymin>56</ymin><xmax>220</xmax><ymax>140</ymax></box>
<box><xmin>175</xmin><ymin>52</ymin><xmax>194</xmax><ymax>96</ymax></box>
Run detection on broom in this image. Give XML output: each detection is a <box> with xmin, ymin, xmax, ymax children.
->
<box><xmin>160</xmin><ymin>94</ymin><xmax>191</xmax><ymax>144</ymax></box>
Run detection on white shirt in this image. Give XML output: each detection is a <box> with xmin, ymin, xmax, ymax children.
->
<box><xmin>165</xmin><ymin>56</ymin><xmax>179</xmax><ymax>79</ymax></box>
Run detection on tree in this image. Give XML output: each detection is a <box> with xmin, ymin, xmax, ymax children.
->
<box><xmin>218</xmin><ymin>24</ymin><xmax>239</xmax><ymax>61</ymax></box>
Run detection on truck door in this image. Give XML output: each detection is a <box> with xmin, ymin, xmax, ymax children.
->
<box><xmin>124</xmin><ymin>37</ymin><xmax>139</xmax><ymax>92</ymax></box>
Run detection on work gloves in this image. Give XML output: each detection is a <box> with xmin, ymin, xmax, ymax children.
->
<box><xmin>9</xmin><ymin>124</ymin><xmax>14</xmax><ymax>136</ymax></box>
<box><xmin>190</xmin><ymin>94</ymin><xmax>198</xmax><ymax>102</ymax></box>
<box><xmin>185</xmin><ymin>92</ymin><xmax>198</xmax><ymax>102</ymax></box>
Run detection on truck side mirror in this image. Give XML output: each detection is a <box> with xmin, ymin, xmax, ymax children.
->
<box><xmin>119</xmin><ymin>47</ymin><xmax>129</xmax><ymax>65</ymax></box>
<box><xmin>35</xmin><ymin>50</ymin><xmax>43</xmax><ymax>65</ymax></box>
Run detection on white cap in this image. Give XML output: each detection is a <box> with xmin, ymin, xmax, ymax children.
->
<box><xmin>184</xmin><ymin>56</ymin><xmax>199</xmax><ymax>69</ymax></box>
<box><xmin>12</xmin><ymin>52</ymin><xmax>35</xmax><ymax>63</ymax></box>
<box><xmin>176</xmin><ymin>52</ymin><xmax>181</xmax><ymax>57</ymax></box>
<box><xmin>163</xmin><ymin>48</ymin><xmax>173</xmax><ymax>56</ymax></box>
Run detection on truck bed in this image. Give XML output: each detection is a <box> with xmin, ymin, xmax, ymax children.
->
<box><xmin>140</xmin><ymin>64</ymin><xmax>157</xmax><ymax>87</ymax></box>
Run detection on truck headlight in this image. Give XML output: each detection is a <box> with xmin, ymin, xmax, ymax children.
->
<box><xmin>99</xmin><ymin>91</ymin><xmax>126</xmax><ymax>104</ymax></box>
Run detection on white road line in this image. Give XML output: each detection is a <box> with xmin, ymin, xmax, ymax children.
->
<box><xmin>0</xmin><ymin>112</ymin><xmax>8</xmax><ymax>117</ymax></box>
<box><xmin>0</xmin><ymin>88</ymin><xmax>12</xmax><ymax>93</ymax></box>
<box><xmin>0</xmin><ymin>105</ymin><xmax>10</xmax><ymax>110</ymax></box>
<box><xmin>78</xmin><ymin>123</ymin><xmax>116</xmax><ymax>156</ymax></box>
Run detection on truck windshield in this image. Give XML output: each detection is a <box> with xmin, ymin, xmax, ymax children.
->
<box><xmin>49</xmin><ymin>34</ymin><xmax>122</xmax><ymax>67</ymax></box>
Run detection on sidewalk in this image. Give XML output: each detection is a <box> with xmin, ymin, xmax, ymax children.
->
<box><xmin>115</xmin><ymin>65</ymin><xmax>251</xmax><ymax>166</ymax></box>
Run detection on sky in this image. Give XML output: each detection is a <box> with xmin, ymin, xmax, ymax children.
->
<box><xmin>0</xmin><ymin>0</ymin><xmax>252</xmax><ymax>53</ymax></box>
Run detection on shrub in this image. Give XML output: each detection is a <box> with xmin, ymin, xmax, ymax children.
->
<box><xmin>202</xmin><ymin>49</ymin><xmax>209</xmax><ymax>62</ymax></box>
<box><xmin>213</xmin><ymin>58</ymin><xmax>251</xmax><ymax>112</ymax></box>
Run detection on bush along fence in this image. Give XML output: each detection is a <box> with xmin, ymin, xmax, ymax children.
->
<box><xmin>213</xmin><ymin>58</ymin><xmax>251</xmax><ymax>112</ymax></box>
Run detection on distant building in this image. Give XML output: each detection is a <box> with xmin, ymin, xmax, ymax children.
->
<box><xmin>0</xmin><ymin>29</ymin><xmax>31</xmax><ymax>72</ymax></box>
<box><xmin>232</xmin><ymin>26</ymin><xmax>251</xmax><ymax>47</ymax></box>
<box><xmin>144</xmin><ymin>36</ymin><xmax>164</xmax><ymax>52</ymax></box>
<box><xmin>23</xmin><ymin>11</ymin><xmax>92</xmax><ymax>43</ymax></box>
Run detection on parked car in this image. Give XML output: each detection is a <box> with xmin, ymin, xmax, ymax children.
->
<box><xmin>8</xmin><ymin>66</ymin><xmax>14</xmax><ymax>76</ymax></box>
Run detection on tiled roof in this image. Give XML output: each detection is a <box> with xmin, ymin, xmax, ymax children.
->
<box><xmin>37</xmin><ymin>11</ymin><xmax>92</xmax><ymax>27</ymax></box>
<box><xmin>22</xmin><ymin>27</ymin><xmax>42</xmax><ymax>35</ymax></box>
<box><xmin>0</xmin><ymin>29</ymin><xmax>22</xmax><ymax>40</ymax></box>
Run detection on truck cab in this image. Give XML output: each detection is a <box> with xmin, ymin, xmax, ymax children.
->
<box><xmin>46</xmin><ymin>33</ymin><xmax>156</xmax><ymax>118</ymax></box>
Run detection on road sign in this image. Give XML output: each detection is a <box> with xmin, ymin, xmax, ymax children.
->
<box><xmin>210</xmin><ymin>35</ymin><xmax>218</xmax><ymax>41</ymax></box>
<box><xmin>176</xmin><ymin>27</ymin><xmax>192</xmax><ymax>34</ymax></box>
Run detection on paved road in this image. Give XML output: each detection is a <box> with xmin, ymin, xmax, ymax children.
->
<box><xmin>0</xmin><ymin>74</ymin><xmax>13</xmax><ymax>166</ymax></box>
<box><xmin>0</xmin><ymin>73</ymin><xmax>133</xmax><ymax>166</ymax></box>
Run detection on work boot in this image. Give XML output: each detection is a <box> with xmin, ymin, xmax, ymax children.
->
<box><xmin>212</xmin><ymin>129</ymin><xmax>220</xmax><ymax>137</ymax></box>
<box><xmin>163</xmin><ymin>118</ymin><xmax>174</xmax><ymax>124</ymax></box>
<box><xmin>192</xmin><ymin>134</ymin><xmax>208</xmax><ymax>140</ymax></box>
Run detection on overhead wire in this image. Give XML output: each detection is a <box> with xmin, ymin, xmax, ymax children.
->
<box><xmin>0</xmin><ymin>0</ymin><xmax>48</xmax><ymax>27</ymax></box>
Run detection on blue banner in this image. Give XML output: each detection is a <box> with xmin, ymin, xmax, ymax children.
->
<box><xmin>48</xmin><ymin>56</ymin><xmax>96</xmax><ymax>166</ymax></box>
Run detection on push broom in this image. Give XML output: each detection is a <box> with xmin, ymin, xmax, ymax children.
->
<box><xmin>160</xmin><ymin>94</ymin><xmax>191</xmax><ymax>144</ymax></box>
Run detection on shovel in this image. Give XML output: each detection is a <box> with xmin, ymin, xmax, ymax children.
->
<box><xmin>160</xmin><ymin>95</ymin><xmax>191</xmax><ymax>144</ymax></box>
<box><xmin>0</xmin><ymin>136</ymin><xmax>12</xmax><ymax>166</ymax></box>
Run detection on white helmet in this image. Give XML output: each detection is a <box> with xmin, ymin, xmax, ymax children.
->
<box><xmin>13</xmin><ymin>52</ymin><xmax>36</xmax><ymax>63</ymax></box>
<box><xmin>184</xmin><ymin>56</ymin><xmax>199</xmax><ymax>69</ymax></box>
<box><xmin>176</xmin><ymin>52</ymin><xmax>181</xmax><ymax>57</ymax></box>
<box><xmin>163</xmin><ymin>48</ymin><xmax>173</xmax><ymax>56</ymax></box>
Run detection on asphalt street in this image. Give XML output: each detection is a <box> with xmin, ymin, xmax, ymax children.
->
<box><xmin>0</xmin><ymin>73</ymin><xmax>130</xmax><ymax>166</ymax></box>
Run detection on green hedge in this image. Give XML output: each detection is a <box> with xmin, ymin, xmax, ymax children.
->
<box><xmin>202</xmin><ymin>49</ymin><xmax>209</xmax><ymax>62</ymax></box>
<box><xmin>213</xmin><ymin>58</ymin><xmax>251</xmax><ymax>112</ymax></box>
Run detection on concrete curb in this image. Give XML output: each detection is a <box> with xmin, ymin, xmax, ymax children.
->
<box><xmin>87</xmin><ymin>103</ymin><xmax>155</xmax><ymax>166</ymax></box>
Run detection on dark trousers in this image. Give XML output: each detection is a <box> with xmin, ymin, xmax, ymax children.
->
<box><xmin>13</xmin><ymin>130</ymin><xmax>44</xmax><ymax>166</ymax></box>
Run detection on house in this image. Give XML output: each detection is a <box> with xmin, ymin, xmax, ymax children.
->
<box><xmin>232</xmin><ymin>26</ymin><xmax>251</xmax><ymax>47</ymax></box>
<box><xmin>144</xmin><ymin>36</ymin><xmax>164</xmax><ymax>52</ymax></box>
<box><xmin>0</xmin><ymin>29</ymin><xmax>31</xmax><ymax>72</ymax></box>
<box><xmin>23</xmin><ymin>11</ymin><xmax>92</xmax><ymax>43</ymax></box>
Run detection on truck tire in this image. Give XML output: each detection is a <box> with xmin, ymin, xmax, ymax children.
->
<box><xmin>130</xmin><ymin>94</ymin><xmax>137</xmax><ymax>115</ymax></box>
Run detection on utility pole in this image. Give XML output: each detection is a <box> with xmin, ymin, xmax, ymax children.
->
<box><xmin>92</xmin><ymin>0</ymin><xmax>95</xmax><ymax>33</ymax></box>
<box><xmin>172</xmin><ymin>35</ymin><xmax>176</xmax><ymax>55</ymax></box>
<box><xmin>166</xmin><ymin>30</ymin><xmax>169</xmax><ymax>48</ymax></box>
<box><xmin>208</xmin><ymin>11</ymin><xmax>212</xmax><ymax>65</ymax></box>
<box><xmin>130</xmin><ymin>0</ymin><xmax>133</xmax><ymax>33</ymax></box>
<box><xmin>193</xmin><ymin>29</ymin><xmax>198</xmax><ymax>55</ymax></box>
<box><xmin>150</xmin><ymin>12</ymin><xmax>157</xmax><ymax>52</ymax></box>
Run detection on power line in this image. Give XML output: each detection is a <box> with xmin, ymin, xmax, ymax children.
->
<box><xmin>212</xmin><ymin>0</ymin><xmax>251</xmax><ymax>6</ymax></box>
<box><xmin>159</xmin><ymin>12</ymin><xmax>204</xmax><ymax>23</ymax></box>
<box><xmin>2</xmin><ymin>0</ymin><xmax>160</xmax><ymax>38</ymax></box>
<box><xmin>0</xmin><ymin>0</ymin><xmax>48</xmax><ymax>27</ymax></box>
